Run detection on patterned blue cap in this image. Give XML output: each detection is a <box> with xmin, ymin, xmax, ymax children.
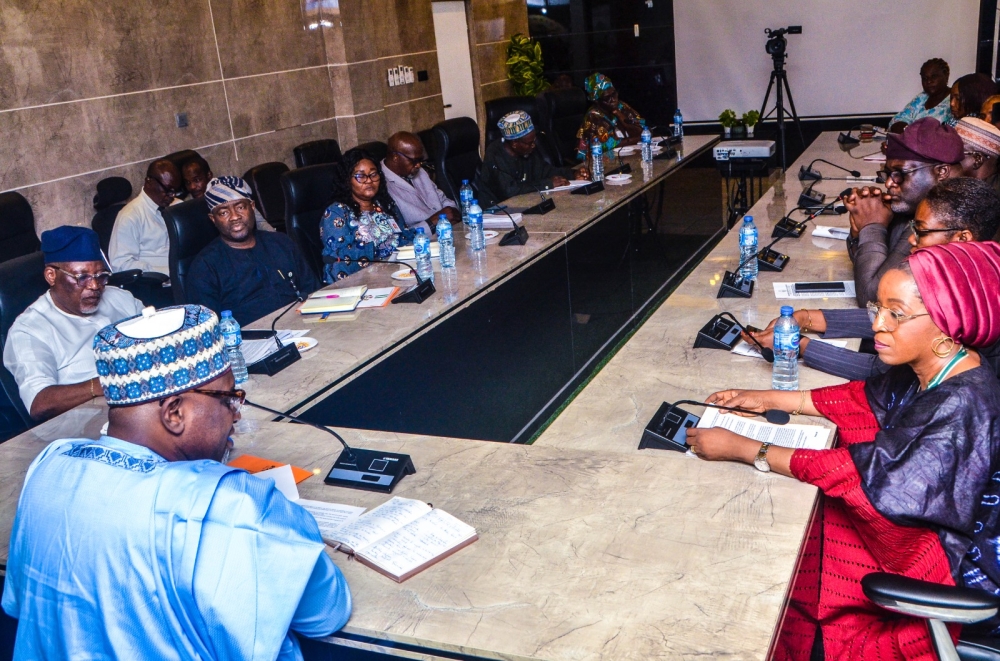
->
<box><xmin>204</xmin><ymin>175</ymin><xmax>253</xmax><ymax>211</ymax></box>
<box><xmin>93</xmin><ymin>305</ymin><xmax>230</xmax><ymax>406</ymax></box>
<box><xmin>498</xmin><ymin>110</ymin><xmax>534</xmax><ymax>140</ymax></box>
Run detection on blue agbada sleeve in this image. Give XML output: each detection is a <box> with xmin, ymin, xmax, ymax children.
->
<box><xmin>185</xmin><ymin>471</ymin><xmax>351</xmax><ymax>659</ymax></box>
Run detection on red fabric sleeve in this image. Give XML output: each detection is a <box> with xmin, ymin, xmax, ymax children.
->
<box><xmin>810</xmin><ymin>381</ymin><xmax>881</xmax><ymax>446</ymax></box>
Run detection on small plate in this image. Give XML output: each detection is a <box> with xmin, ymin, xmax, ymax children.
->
<box><xmin>392</xmin><ymin>269</ymin><xmax>416</xmax><ymax>281</ymax></box>
<box><xmin>291</xmin><ymin>337</ymin><xmax>318</xmax><ymax>352</ymax></box>
<box><xmin>464</xmin><ymin>230</ymin><xmax>499</xmax><ymax>240</ymax></box>
<box><xmin>605</xmin><ymin>174</ymin><xmax>633</xmax><ymax>185</ymax></box>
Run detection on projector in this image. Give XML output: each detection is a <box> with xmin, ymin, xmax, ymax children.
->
<box><xmin>713</xmin><ymin>140</ymin><xmax>776</xmax><ymax>161</ymax></box>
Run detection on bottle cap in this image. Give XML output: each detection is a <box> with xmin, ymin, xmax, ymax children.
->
<box><xmin>462</xmin><ymin>179</ymin><xmax>468</xmax><ymax>185</ymax></box>
<box><xmin>781</xmin><ymin>306</ymin><xmax>794</xmax><ymax>316</ymax></box>
<box><xmin>743</xmin><ymin>215</ymin><xmax>754</xmax><ymax>223</ymax></box>
<box><xmin>415</xmin><ymin>227</ymin><xmax>425</xmax><ymax>234</ymax></box>
<box><xmin>438</xmin><ymin>213</ymin><xmax>447</xmax><ymax>220</ymax></box>
<box><xmin>221</xmin><ymin>310</ymin><xmax>232</xmax><ymax>318</ymax></box>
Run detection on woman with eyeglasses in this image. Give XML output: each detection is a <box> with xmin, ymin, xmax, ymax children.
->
<box><xmin>319</xmin><ymin>148</ymin><xmax>414</xmax><ymax>283</ymax></box>
<box><xmin>685</xmin><ymin>241</ymin><xmax>1000</xmax><ymax>659</ymax></box>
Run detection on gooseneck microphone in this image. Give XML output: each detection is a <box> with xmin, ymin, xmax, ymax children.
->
<box><xmin>243</xmin><ymin>399</ymin><xmax>356</xmax><ymax>460</ymax></box>
<box><xmin>671</xmin><ymin>400</ymin><xmax>791</xmax><ymax>426</ymax></box>
<box><xmin>719</xmin><ymin>312</ymin><xmax>774</xmax><ymax>363</ymax></box>
<box><xmin>490</xmin><ymin>205</ymin><xmax>530</xmax><ymax>246</ymax></box>
<box><xmin>272</xmin><ymin>271</ymin><xmax>305</xmax><ymax>348</ymax></box>
<box><xmin>799</xmin><ymin>158</ymin><xmax>862</xmax><ymax>181</ymax></box>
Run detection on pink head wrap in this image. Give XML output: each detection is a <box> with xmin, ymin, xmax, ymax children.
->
<box><xmin>908</xmin><ymin>241</ymin><xmax>1000</xmax><ymax>348</ymax></box>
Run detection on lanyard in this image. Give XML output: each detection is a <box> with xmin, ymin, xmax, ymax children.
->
<box><xmin>927</xmin><ymin>347</ymin><xmax>968</xmax><ymax>390</ymax></box>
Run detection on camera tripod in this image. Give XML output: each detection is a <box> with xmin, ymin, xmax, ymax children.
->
<box><xmin>759</xmin><ymin>55</ymin><xmax>805</xmax><ymax>170</ymax></box>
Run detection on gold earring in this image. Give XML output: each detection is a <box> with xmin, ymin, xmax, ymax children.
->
<box><xmin>932</xmin><ymin>336</ymin><xmax>956</xmax><ymax>358</ymax></box>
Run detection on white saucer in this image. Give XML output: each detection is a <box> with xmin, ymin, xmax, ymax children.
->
<box><xmin>289</xmin><ymin>337</ymin><xmax>318</xmax><ymax>352</ymax></box>
<box><xmin>605</xmin><ymin>174</ymin><xmax>633</xmax><ymax>185</ymax></box>
<box><xmin>464</xmin><ymin>230</ymin><xmax>499</xmax><ymax>240</ymax></box>
<box><xmin>391</xmin><ymin>269</ymin><xmax>416</xmax><ymax>281</ymax></box>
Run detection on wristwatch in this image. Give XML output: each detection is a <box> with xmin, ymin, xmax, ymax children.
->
<box><xmin>753</xmin><ymin>442</ymin><xmax>772</xmax><ymax>473</ymax></box>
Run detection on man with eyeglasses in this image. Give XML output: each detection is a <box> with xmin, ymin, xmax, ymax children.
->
<box><xmin>2</xmin><ymin>304</ymin><xmax>352</xmax><ymax>659</ymax></box>
<box><xmin>476</xmin><ymin>110</ymin><xmax>588</xmax><ymax>209</ymax></box>
<box><xmin>108</xmin><ymin>158</ymin><xmax>184</xmax><ymax>275</ymax></box>
<box><xmin>845</xmin><ymin>117</ymin><xmax>964</xmax><ymax>306</ymax></box>
<box><xmin>381</xmin><ymin>131</ymin><xmax>460</xmax><ymax>234</ymax></box>
<box><xmin>955</xmin><ymin>116</ymin><xmax>1000</xmax><ymax>190</ymax></box>
<box><xmin>3</xmin><ymin>227</ymin><xmax>144</xmax><ymax>422</ymax></box>
<box><xmin>750</xmin><ymin>177</ymin><xmax>1000</xmax><ymax>382</ymax></box>
<box><xmin>186</xmin><ymin>176</ymin><xmax>321</xmax><ymax>326</ymax></box>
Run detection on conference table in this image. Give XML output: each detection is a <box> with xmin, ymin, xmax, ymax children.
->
<box><xmin>0</xmin><ymin>131</ymin><xmax>882</xmax><ymax>659</ymax></box>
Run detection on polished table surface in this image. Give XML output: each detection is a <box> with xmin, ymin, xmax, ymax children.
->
<box><xmin>0</xmin><ymin>133</ymin><xmax>883</xmax><ymax>659</ymax></box>
<box><xmin>241</xmin><ymin>135</ymin><xmax>718</xmax><ymax>420</ymax></box>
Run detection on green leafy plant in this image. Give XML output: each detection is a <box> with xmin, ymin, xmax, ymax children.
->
<box><xmin>742</xmin><ymin>109</ymin><xmax>761</xmax><ymax>127</ymax></box>
<box><xmin>718</xmin><ymin>109</ymin><xmax>738</xmax><ymax>128</ymax></box>
<box><xmin>506</xmin><ymin>33</ymin><xmax>550</xmax><ymax>97</ymax></box>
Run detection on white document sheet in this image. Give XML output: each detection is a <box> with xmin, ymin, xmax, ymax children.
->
<box><xmin>812</xmin><ymin>225</ymin><xmax>850</xmax><ymax>240</ymax></box>
<box><xmin>255</xmin><ymin>464</ymin><xmax>300</xmax><ymax>501</ymax></box>
<box><xmin>773</xmin><ymin>282</ymin><xmax>856</xmax><ymax>300</ymax></box>
<box><xmin>482</xmin><ymin>212</ymin><xmax>523</xmax><ymax>229</ymax></box>
<box><xmin>298</xmin><ymin>500</ymin><xmax>367</xmax><ymax>540</ymax></box>
<box><xmin>697</xmin><ymin>407</ymin><xmax>830</xmax><ymax>450</ymax></box>
<box><xmin>732</xmin><ymin>337</ymin><xmax>848</xmax><ymax>359</ymax></box>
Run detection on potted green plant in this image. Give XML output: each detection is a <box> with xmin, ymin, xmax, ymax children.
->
<box><xmin>742</xmin><ymin>110</ymin><xmax>761</xmax><ymax>138</ymax></box>
<box><xmin>719</xmin><ymin>109</ymin><xmax>737</xmax><ymax>138</ymax></box>
<box><xmin>506</xmin><ymin>34</ymin><xmax>550</xmax><ymax>96</ymax></box>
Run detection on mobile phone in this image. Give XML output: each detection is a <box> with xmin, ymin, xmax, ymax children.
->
<box><xmin>794</xmin><ymin>281</ymin><xmax>846</xmax><ymax>293</ymax></box>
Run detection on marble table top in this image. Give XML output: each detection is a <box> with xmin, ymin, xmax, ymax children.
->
<box><xmin>240</xmin><ymin>135</ymin><xmax>718</xmax><ymax>420</ymax></box>
<box><xmin>534</xmin><ymin>132</ymin><xmax>880</xmax><ymax>453</ymax></box>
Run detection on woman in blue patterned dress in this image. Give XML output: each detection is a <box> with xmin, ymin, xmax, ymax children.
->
<box><xmin>319</xmin><ymin>148</ymin><xmax>414</xmax><ymax>283</ymax></box>
<box><xmin>889</xmin><ymin>58</ymin><xmax>952</xmax><ymax>134</ymax></box>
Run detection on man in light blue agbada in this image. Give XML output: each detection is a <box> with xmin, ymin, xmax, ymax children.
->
<box><xmin>1</xmin><ymin>304</ymin><xmax>351</xmax><ymax>660</ymax></box>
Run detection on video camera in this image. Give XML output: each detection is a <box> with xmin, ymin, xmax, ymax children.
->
<box><xmin>764</xmin><ymin>26</ymin><xmax>802</xmax><ymax>60</ymax></box>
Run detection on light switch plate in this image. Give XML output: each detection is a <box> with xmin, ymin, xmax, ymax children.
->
<box><xmin>387</xmin><ymin>68</ymin><xmax>394</xmax><ymax>87</ymax></box>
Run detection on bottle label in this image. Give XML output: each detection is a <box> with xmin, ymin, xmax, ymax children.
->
<box><xmin>774</xmin><ymin>331</ymin><xmax>799</xmax><ymax>352</ymax></box>
<box><xmin>223</xmin><ymin>333</ymin><xmax>241</xmax><ymax>348</ymax></box>
<box><xmin>414</xmin><ymin>241</ymin><xmax>428</xmax><ymax>256</ymax></box>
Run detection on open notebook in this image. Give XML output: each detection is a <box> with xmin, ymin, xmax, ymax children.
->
<box><xmin>298</xmin><ymin>285</ymin><xmax>368</xmax><ymax>315</ymax></box>
<box><xmin>323</xmin><ymin>496</ymin><xmax>478</xmax><ymax>583</ymax></box>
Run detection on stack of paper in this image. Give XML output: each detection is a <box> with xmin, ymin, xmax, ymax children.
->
<box><xmin>298</xmin><ymin>285</ymin><xmax>367</xmax><ymax>315</ymax></box>
<box><xmin>394</xmin><ymin>243</ymin><xmax>440</xmax><ymax>261</ymax></box>
<box><xmin>482</xmin><ymin>212</ymin><xmax>523</xmax><ymax>230</ymax></box>
<box><xmin>697</xmin><ymin>408</ymin><xmax>830</xmax><ymax>450</ymax></box>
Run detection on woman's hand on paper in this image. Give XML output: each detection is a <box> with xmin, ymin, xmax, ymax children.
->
<box><xmin>705</xmin><ymin>389</ymin><xmax>771</xmax><ymax>415</ymax></box>
<box><xmin>685</xmin><ymin>427</ymin><xmax>758</xmax><ymax>463</ymax></box>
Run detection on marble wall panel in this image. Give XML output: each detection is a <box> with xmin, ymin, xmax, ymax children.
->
<box><xmin>336</xmin><ymin>116</ymin><xmax>360</xmax><ymax>150</ymax></box>
<box><xmin>320</xmin><ymin>10</ymin><xmax>349</xmax><ymax>66</ymax></box>
<box><xmin>339</xmin><ymin>0</ymin><xmax>401</xmax><ymax>62</ymax></box>
<box><xmin>225</xmin><ymin>67</ymin><xmax>335</xmax><ymax>138</ymax></box>
<box><xmin>0</xmin><ymin>82</ymin><xmax>232</xmax><ymax>192</ymax></box>
<box><xmin>475</xmin><ymin>42</ymin><xmax>512</xmax><ymax>87</ymax></box>
<box><xmin>382</xmin><ymin>52</ymin><xmax>442</xmax><ymax>108</ymax></box>
<box><xmin>470</xmin><ymin>0</ymin><xmax>529</xmax><ymax>45</ymax></box>
<box><xmin>234</xmin><ymin>119</ymin><xmax>339</xmax><ymax>171</ymax></box>
<box><xmin>353</xmin><ymin>110</ymin><xmax>389</xmax><ymax>146</ymax></box>
<box><xmin>393</xmin><ymin>0</ymin><xmax>437</xmax><ymax>55</ymax></box>
<box><xmin>210</xmin><ymin>0</ymin><xmax>328</xmax><ymax>78</ymax></box>
<box><xmin>0</xmin><ymin>0</ymin><xmax>219</xmax><ymax>111</ymax></box>
<box><xmin>346</xmin><ymin>61</ymin><xmax>388</xmax><ymax>116</ymax></box>
<box><xmin>328</xmin><ymin>65</ymin><xmax>356</xmax><ymax>117</ymax></box>
<box><xmin>383</xmin><ymin>95</ymin><xmax>445</xmax><ymax>137</ymax></box>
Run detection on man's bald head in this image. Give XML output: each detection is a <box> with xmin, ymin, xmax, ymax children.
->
<box><xmin>384</xmin><ymin>132</ymin><xmax>427</xmax><ymax>179</ymax></box>
<box><xmin>144</xmin><ymin>159</ymin><xmax>183</xmax><ymax>207</ymax></box>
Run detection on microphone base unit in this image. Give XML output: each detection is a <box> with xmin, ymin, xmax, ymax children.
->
<box><xmin>653</xmin><ymin>147</ymin><xmax>679</xmax><ymax>160</ymax></box>
<box><xmin>499</xmin><ymin>225</ymin><xmax>529</xmax><ymax>246</ymax></box>
<box><xmin>771</xmin><ymin>218</ymin><xmax>807</xmax><ymax>239</ymax></box>
<box><xmin>606</xmin><ymin>163</ymin><xmax>632</xmax><ymax>175</ymax></box>
<box><xmin>693</xmin><ymin>314</ymin><xmax>743</xmax><ymax>351</ymax></box>
<box><xmin>797</xmin><ymin>166</ymin><xmax>822</xmax><ymax>181</ymax></box>
<box><xmin>391</xmin><ymin>279</ymin><xmax>436</xmax><ymax>304</ymax></box>
<box><xmin>247</xmin><ymin>342</ymin><xmax>301</xmax><ymax>376</ymax></box>
<box><xmin>639</xmin><ymin>402</ymin><xmax>700</xmax><ymax>452</ymax></box>
<box><xmin>757</xmin><ymin>248</ymin><xmax>789</xmax><ymax>272</ymax></box>
<box><xmin>323</xmin><ymin>448</ymin><xmax>416</xmax><ymax>493</ymax></box>
<box><xmin>571</xmin><ymin>181</ymin><xmax>605</xmax><ymax>195</ymax></box>
<box><xmin>837</xmin><ymin>132</ymin><xmax>861</xmax><ymax>146</ymax></box>
<box><xmin>798</xmin><ymin>189</ymin><xmax>825</xmax><ymax>208</ymax></box>
<box><xmin>717</xmin><ymin>271</ymin><xmax>755</xmax><ymax>298</ymax></box>
<box><xmin>523</xmin><ymin>197</ymin><xmax>556</xmax><ymax>215</ymax></box>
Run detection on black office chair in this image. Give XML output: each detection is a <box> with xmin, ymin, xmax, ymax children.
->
<box><xmin>417</xmin><ymin>128</ymin><xmax>439</xmax><ymax>182</ymax></box>
<box><xmin>162</xmin><ymin>198</ymin><xmax>218</xmax><ymax>304</ymax></box>
<box><xmin>162</xmin><ymin>149</ymin><xmax>201</xmax><ymax>174</ymax></box>
<box><xmin>430</xmin><ymin>117</ymin><xmax>482</xmax><ymax>203</ymax></box>
<box><xmin>91</xmin><ymin>177</ymin><xmax>133</xmax><ymax>255</ymax></box>
<box><xmin>863</xmin><ymin>572</ymin><xmax>1000</xmax><ymax>660</ymax></box>
<box><xmin>281</xmin><ymin>163</ymin><xmax>337</xmax><ymax>280</ymax></box>
<box><xmin>243</xmin><ymin>162</ymin><xmax>290</xmax><ymax>232</ymax></box>
<box><xmin>0</xmin><ymin>251</ymin><xmax>49</xmax><ymax>438</ymax></box>
<box><xmin>537</xmin><ymin>87</ymin><xmax>589</xmax><ymax>164</ymax></box>
<box><xmin>0</xmin><ymin>192</ymin><xmax>41</xmax><ymax>265</ymax></box>
<box><xmin>356</xmin><ymin>141</ymin><xmax>389</xmax><ymax>164</ymax></box>
<box><xmin>293</xmin><ymin>139</ymin><xmax>342</xmax><ymax>168</ymax></box>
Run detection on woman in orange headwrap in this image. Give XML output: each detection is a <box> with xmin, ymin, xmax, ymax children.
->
<box><xmin>685</xmin><ymin>241</ymin><xmax>1000</xmax><ymax>660</ymax></box>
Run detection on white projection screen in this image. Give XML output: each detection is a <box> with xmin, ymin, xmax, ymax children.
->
<box><xmin>674</xmin><ymin>0</ymin><xmax>980</xmax><ymax>122</ymax></box>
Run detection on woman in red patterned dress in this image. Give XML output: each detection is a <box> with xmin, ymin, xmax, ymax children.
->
<box><xmin>686</xmin><ymin>241</ymin><xmax>1000</xmax><ymax>660</ymax></box>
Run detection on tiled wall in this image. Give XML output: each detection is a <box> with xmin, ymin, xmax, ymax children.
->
<box><xmin>0</xmin><ymin>0</ymin><xmax>528</xmax><ymax>236</ymax></box>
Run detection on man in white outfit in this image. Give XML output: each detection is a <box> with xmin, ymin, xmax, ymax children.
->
<box><xmin>108</xmin><ymin>159</ymin><xmax>183</xmax><ymax>274</ymax></box>
<box><xmin>381</xmin><ymin>132</ymin><xmax>460</xmax><ymax>234</ymax></box>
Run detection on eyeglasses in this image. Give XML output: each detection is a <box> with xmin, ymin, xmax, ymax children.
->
<box><xmin>351</xmin><ymin>171</ymin><xmax>381</xmax><ymax>183</ymax></box>
<box><xmin>211</xmin><ymin>200</ymin><xmax>253</xmax><ymax>221</ymax></box>
<box><xmin>908</xmin><ymin>219</ymin><xmax>960</xmax><ymax>238</ymax></box>
<box><xmin>866</xmin><ymin>302</ymin><xmax>929</xmax><ymax>331</ymax></box>
<box><xmin>875</xmin><ymin>163</ymin><xmax>938</xmax><ymax>185</ymax></box>
<box><xmin>146</xmin><ymin>176</ymin><xmax>184</xmax><ymax>199</ymax></box>
<box><xmin>190</xmin><ymin>388</ymin><xmax>246</xmax><ymax>412</ymax></box>
<box><xmin>391</xmin><ymin>151</ymin><xmax>426</xmax><ymax>166</ymax></box>
<box><xmin>53</xmin><ymin>266</ymin><xmax>111</xmax><ymax>288</ymax></box>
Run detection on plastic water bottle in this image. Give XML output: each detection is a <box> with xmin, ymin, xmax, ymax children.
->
<box><xmin>459</xmin><ymin>180</ymin><xmax>474</xmax><ymax>226</ymax></box>
<box><xmin>772</xmin><ymin>306</ymin><xmax>800</xmax><ymax>391</ymax></box>
<box><xmin>590</xmin><ymin>137</ymin><xmax>604</xmax><ymax>182</ymax></box>
<box><xmin>468</xmin><ymin>199</ymin><xmax>485</xmax><ymax>251</ymax></box>
<box><xmin>640</xmin><ymin>125</ymin><xmax>653</xmax><ymax>163</ymax></box>
<box><xmin>737</xmin><ymin>215</ymin><xmax>759</xmax><ymax>281</ymax></box>
<box><xmin>413</xmin><ymin>227</ymin><xmax>434</xmax><ymax>282</ymax></box>
<box><xmin>436</xmin><ymin>214</ymin><xmax>455</xmax><ymax>268</ymax></box>
<box><xmin>673</xmin><ymin>109</ymin><xmax>684</xmax><ymax>138</ymax></box>
<box><xmin>219</xmin><ymin>311</ymin><xmax>248</xmax><ymax>385</ymax></box>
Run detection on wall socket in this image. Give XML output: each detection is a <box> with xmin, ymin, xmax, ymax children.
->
<box><xmin>387</xmin><ymin>66</ymin><xmax>415</xmax><ymax>87</ymax></box>
<box><xmin>175</xmin><ymin>112</ymin><xmax>189</xmax><ymax>128</ymax></box>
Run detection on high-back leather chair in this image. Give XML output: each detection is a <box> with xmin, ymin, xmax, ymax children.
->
<box><xmin>293</xmin><ymin>139</ymin><xmax>342</xmax><ymax>168</ymax></box>
<box><xmin>0</xmin><ymin>251</ymin><xmax>48</xmax><ymax>434</ymax></box>
<box><xmin>162</xmin><ymin>198</ymin><xmax>218</xmax><ymax>304</ymax></box>
<box><xmin>537</xmin><ymin>88</ymin><xmax>589</xmax><ymax>164</ymax></box>
<box><xmin>430</xmin><ymin>117</ymin><xmax>482</xmax><ymax>203</ymax></box>
<box><xmin>281</xmin><ymin>163</ymin><xmax>337</xmax><ymax>280</ymax></box>
<box><xmin>417</xmin><ymin>129</ymin><xmax>439</xmax><ymax>181</ymax></box>
<box><xmin>0</xmin><ymin>192</ymin><xmax>40</xmax><ymax>265</ymax></box>
<box><xmin>243</xmin><ymin>162</ymin><xmax>290</xmax><ymax>232</ymax></box>
<box><xmin>91</xmin><ymin>177</ymin><xmax>133</xmax><ymax>255</ymax></box>
<box><xmin>356</xmin><ymin>141</ymin><xmax>389</xmax><ymax>164</ymax></box>
<box><xmin>162</xmin><ymin>149</ymin><xmax>200</xmax><ymax>174</ymax></box>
